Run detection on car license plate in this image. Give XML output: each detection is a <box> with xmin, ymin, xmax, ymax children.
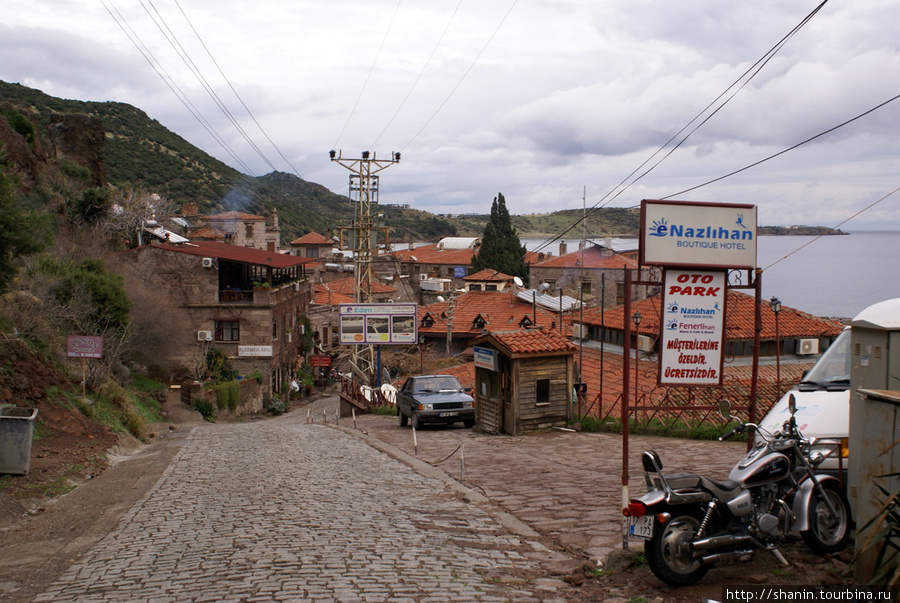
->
<box><xmin>438</xmin><ymin>411</ymin><xmax>459</xmax><ymax>418</ymax></box>
<box><xmin>629</xmin><ymin>516</ymin><xmax>654</xmax><ymax>539</ymax></box>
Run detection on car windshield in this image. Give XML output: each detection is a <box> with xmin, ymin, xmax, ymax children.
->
<box><xmin>801</xmin><ymin>329</ymin><xmax>850</xmax><ymax>388</ymax></box>
<box><xmin>415</xmin><ymin>377</ymin><xmax>462</xmax><ymax>393</ymax></box>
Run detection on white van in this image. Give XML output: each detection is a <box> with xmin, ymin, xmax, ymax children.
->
<box><xmin>758</xmin><ymin>298</ymin><xmax>900</xmax><ymax>476</ymax></box>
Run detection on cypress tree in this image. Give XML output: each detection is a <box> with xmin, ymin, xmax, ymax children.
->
<box><xmin>471</xmin><ymin>193</ymin><xmax>528</xmax><ymax>279</ymax></box>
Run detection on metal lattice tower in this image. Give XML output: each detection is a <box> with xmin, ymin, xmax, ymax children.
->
<box><xmin>329</xmin><ymin>150</ymin><xmax>401</xmax><ymax>382</ymax></box>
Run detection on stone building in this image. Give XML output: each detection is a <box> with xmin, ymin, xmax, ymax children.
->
<box><xmin>114</xmin><ymin>240</ymin><xmax>314</xmax><ymax>403</ymax></box>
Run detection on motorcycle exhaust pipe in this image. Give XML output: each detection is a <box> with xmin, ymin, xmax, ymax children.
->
<box><xmin>701</xmin><ymin>549</ymin><xmax>755</xmax><ymax>566</ymax></box>
<box><xmin>692</xmin><ymin>534</ymin><xmax>753</xmax><ymax>550</ymax></box>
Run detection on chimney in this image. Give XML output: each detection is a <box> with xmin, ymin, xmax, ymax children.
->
<box><xmin>559</xmin><ymin>241</ymin><xmax>568</xmax><ymax>256</ymax></box>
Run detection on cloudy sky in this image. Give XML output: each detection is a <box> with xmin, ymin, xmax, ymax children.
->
<box><xmin>2</xmin><ymin>0</ymin><xmax>899</xmax><ymax>230</ymax></box>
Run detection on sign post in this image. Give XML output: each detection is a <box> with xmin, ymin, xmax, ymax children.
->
<box><xmin>67</xmin><ymin>336</ymin><xmax>103</xmax><ymax>396</ymax></box>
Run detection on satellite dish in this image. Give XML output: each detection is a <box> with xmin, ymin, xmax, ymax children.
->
<box><xmin>436</xmin><ymin>296</ymin><xmax>445</xmax><ymax>303</ymax></box>
<box><xmin>410</xmin><ymin>255</ymin><xmax>418</xmax><ymax>261</ymax></box>
<box><xmin>513</xmin><ymin>276</ymin><xmax>524</xmax><ymax>288</ymax></box>
<box><xmin>349</xmin><ymin>361</ymin><xmax>368</xmax><ymax>384</ymax></box>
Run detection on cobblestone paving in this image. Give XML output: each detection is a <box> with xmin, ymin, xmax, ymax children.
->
<box><xmin>35</xmin><ymin>415</ymin><xmax>575</xmax><ymax>602</ymax></box>
<box><xmin>339</xmin><ymin>400</ymin><xmax>747</xmax><ymax>565</ymax></box>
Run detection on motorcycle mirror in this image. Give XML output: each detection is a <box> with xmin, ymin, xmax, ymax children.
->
<box><xmin>718</xmin><ymin>399</ymin><xmax>732</xmax><ymax>421</ymax></box>
<box><xmin>788</xmin><ymin>393</ymin><xmax>797</xmax><ymax>415</ymax></box>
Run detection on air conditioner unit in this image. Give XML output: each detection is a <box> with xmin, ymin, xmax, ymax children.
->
<box><xmin>637</xmin><ymin>335</ymin><xmax>654</xmax><ymax>352</ymax></box>
<box><xmin>798</xmin><ymin>338</ymin><xmax>819</xmax><ymax>355</ymax></box>
<box><xmin>202</xmin><ymin>257</ymin><xmax>214</xmax><ymax>268</ymax></box>
<box><xmin>197</xmin><ymin>330</ymin><xmax>213</xmax><ymax>342</ymax></box>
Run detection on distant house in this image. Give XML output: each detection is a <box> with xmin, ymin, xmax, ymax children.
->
<box><xmin>176</xmin><ymin>204</ymin><xmax>281</xmax><ymax>251</ymax></box>
<box><xmin>383</xmin><ymin>237</ymin><xmax>550</xmax><ymax>301</ymax></box>
<box><xmin>290</xmin><ymin>231</ymin><xmax>335</xmax><ymax>259</ymax></box>
<box><xmin>113</xmin><ymin>240</ymin><xmax>314</xmax><ymax>402</ymax></box>
<box><xmin>463</xmin><ymin>269</ymin><xmax>518</xmax><ymax>292</ymax></box>
<box><xmin>417</xmin><ymin>290</ymin><xmax>573</xmax><ymax>355</ymax></box>
<box><xmin>529</xmin><ymin>242</ymin><xmax>651</xmax><ymax>308</ymax></box>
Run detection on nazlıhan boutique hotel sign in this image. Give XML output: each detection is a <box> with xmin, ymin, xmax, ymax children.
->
<box><xmin>640</xmin><ymin>199</ymin><xmax>758</xmax><ymax>269</ymax></box>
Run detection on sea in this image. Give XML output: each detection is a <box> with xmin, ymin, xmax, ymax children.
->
<box><xmin>522</xmin><ymin>231</ymin><xmax>900</xmax><ymax>320</ymax></box>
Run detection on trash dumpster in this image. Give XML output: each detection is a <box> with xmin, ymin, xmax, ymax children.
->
<box><xmin>0</xmin><ymin>407</ymin><xmax>39</xmax><ymax>475</ymax></box>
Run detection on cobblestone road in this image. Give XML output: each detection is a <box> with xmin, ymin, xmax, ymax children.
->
<box><xmin>35</xmin><ymin>413</ymin><xmax>579</xmax><ymax>602</ymax></box>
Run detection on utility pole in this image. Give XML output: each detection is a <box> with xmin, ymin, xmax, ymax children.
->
<box><xmin>329</xmin><ymin>150</ymin><xmax>401</xmax><ymax>382</ymax></box>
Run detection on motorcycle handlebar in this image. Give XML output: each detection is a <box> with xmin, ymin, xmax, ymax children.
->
<box><xmin>718</xmin><ymin>424</ymin><xmax>747</xmax><ymax>441</ymax></box>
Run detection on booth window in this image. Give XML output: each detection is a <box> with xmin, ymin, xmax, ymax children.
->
<box><xmin>535</xmin><ymin>378</ymin><xmax>551</xmax><ymax>406</ymax></box>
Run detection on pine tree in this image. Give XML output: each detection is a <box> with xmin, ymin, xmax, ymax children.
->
<box><xmin>471</xmin><ymin>192</ymin><xmax>528</xmax><ymax>279</ymax></box>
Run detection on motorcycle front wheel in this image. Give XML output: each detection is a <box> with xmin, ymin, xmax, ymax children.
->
<box><xmin>801</xmin><ymin>481</ymin><xmax>851</xmax><ymax>554</ymax></box>
<box><xmin>645</xmin><ymin>512</ymin><xmax>710</xmax><ymax>587</ymax></box>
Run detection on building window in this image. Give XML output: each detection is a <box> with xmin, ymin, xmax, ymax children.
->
<box><xmin>215</xmin><ymin>321</ymin><xmax>240</xmax><ymax>341</ymax></box>
<box><xmin>536</xmin><ymin>378</ymin><xmax>551</xmax><ymax>406</ymax></box>
<box><xmin>306</xmin><ymin>248</ymin><xmax>319</xmax><ymax>258</ymax></box>
<box><xmin>485</xmin><ymin>284</ymin><xmax>498</xmax><ymax>291</ymax></box>
<box><xmin>469</xmin><ymin>284</ymin><xmax>482</xmax><ymax>291</ymax></box>
<box><xmin>245</xmin><ymin>223</ymin><xmax>254</xmax><ymax>238</ymax></box>
<box><xmin>581</xmin><ymin>281</ymin><xmax>592</xmax><ymax>295</ymax></box>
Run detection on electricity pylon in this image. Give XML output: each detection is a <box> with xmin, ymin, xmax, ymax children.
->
<box><xmin>329</xmin><ymin>150</ymin><xmax>401</xmax><ymax>383</ymax></box>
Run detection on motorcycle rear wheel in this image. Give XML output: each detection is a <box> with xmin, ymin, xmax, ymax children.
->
<box><xmin>645</xmin><ymin>512</ymin><xmax>710</xmax><ymax>587</ymax></box>
<box><xmin>801</xmin><ymin>481</ymin><xmax>851</xmax><ymax>554</ymax></box>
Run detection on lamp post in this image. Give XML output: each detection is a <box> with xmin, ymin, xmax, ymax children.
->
<box><xmin>632</xmin><ymin>311</ymin><xmax>642</xmax><ymax>408</ymax></box>
<box><xmin>419</xmin><ymin>335</ymin><xmax>425</xmax><ymax>374</ymax></box>
<box><xmin>769</xmin><ymin>296</ymin><xmax>782</xmax><ymax>397</ymax></box>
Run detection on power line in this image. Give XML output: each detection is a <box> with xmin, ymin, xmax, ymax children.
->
<box><xmin>369</xmin><ymin>0</ymin><xmax>464</xmax><ymax>149</ymax></box>
<box><xmin>171</xmin><ymin>0</ymin><xmax>303</xmax><ymax>178</ymax></box>
<box><xmin>99</xmin><ymin>0</ymin><xmax>257</xmax><ymax>175</ymax></box>
<box><xmin>140</xmin><ymin>0</ymin><xmax>279</xmax><ymax>173</ymax></box>
<box><xmin>400</xmin><ymin>0</ymin><xmax>519</xmax><ymax>152</ymax></box>
<box><xmin>332</xmin><ymin>0</ymin><xmax>404</xmax><ymax>151</ymax></box>
<box><xmin>764</xmin><ymin>186</ymin><xmax>900</xmax><ymax>271</ymax></box>
<box><xmin>662</xmin><ymin>91</ymin><xmax>900</xmax><ymax>199</ymax></box>
<box><xmin>528</xmin><ymin>0</ymin><xmax>829</xmax><ymax>254</ymax></box>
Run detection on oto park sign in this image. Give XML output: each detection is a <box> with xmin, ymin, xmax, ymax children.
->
<box><xmin>640</xmin><ymin>199</ymin><xmax>758</xmax><ymax>387</ymax></box>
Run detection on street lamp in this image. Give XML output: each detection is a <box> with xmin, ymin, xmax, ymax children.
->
<box><xmin>632</xmin><ymin>311</ymin><xmax>642</xmax><ymax>408</ymax></box>
<box><xmin>769</xmin><ymin>296</ymin><xmax>782</xmax><ymax>397</ymax></box>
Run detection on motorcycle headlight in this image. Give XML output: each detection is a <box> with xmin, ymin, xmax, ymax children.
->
<box><xmin>808</xmin><ymin>451</ymin><xmax>826</xmax><ymax>467</ymax></box>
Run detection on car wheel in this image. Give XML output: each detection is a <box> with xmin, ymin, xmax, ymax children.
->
<box><xmin>463</xmin><ymin>418</ymin><xmax>475</xmax><ymax>428</ymax></box>
<box><xmin>398</xmin><ymin>408</ymin><xmax>408</xmax><ymax>427</ymax></box>
<box><xmin>411</xmin><ymin>412</ymin><xmax>420</xmax><ymax>430</ymax></box>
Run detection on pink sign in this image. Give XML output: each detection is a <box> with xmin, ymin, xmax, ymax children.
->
<box><xmin>67</xmin><ymin>336</ymin><xmax>104</xmax><ymax>359</ymax></box>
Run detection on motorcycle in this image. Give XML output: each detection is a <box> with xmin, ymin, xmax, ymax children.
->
<box><xmin>624</xmin><ymin>395</ymin><xmax>852</xmax><ymax>586</ymax></box>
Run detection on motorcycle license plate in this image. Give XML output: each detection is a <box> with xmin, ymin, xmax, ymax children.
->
<box><xmin>438</xmin><ymin>411</ymin><xmax>458</xmax><ymax>418</ymax></box>
<box><xmin>629</xmin><ymin>516</ymin><xmax>654</xmax><ymax>539</ymax></box>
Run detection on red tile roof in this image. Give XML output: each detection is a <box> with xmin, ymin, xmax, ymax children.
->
<box><xmin>291</xmin><ymin>232</ymin><xmax>333</xmax><ymax>246</ymax></box>
<box><xmin>580</xmin><ymin>290</ymin><xmax>842</xmax><ymax>341</ymax></box>
<box><xmin>312</xmin><ymin>284</ymin><xmax>355</xmax><ymax>306</ymax></box>
<box><xmin>325</xmin><ymin>276</ymin><xmax>397</xmax><ymax>296</ymax></box>
<box><xmin>142</xmin><ymin>241</ymin><xmax>315</xmax><ymax>269</ymax></box>
<box><xmin>206</xmin><ymin>211</ymin><xmax>267</xmax><ymax>221</ymax></box>
<box><xmin>533</xmin><ymin>244</ymin><xmax>639</xmax><ymax>269</ymax></box>
<box><xmin>389</xmin><ymin>244</ymin><xmax>545</xmax><ymax>267</ymax></box>
<box><xmin>464</xmin><ymin>269</ymin><xmax>515</xmax><ymax>282</ymax></box>
<box><xmin>471</xmin><ymin>328</ymin><xmax>577</xmax><ymax>355</ymax></box>
<box><xmin>418</xmin><ymin>290</ymin><xmax>572</xmax><ymax>337</ymax></box>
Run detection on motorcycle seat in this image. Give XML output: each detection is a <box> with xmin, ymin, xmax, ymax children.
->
<box><xmin>700</xmin><ymin>476</ymin><xmax>741</xmax><ymax>500</ymax></box>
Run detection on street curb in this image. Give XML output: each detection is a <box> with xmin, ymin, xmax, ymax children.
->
<box><xmin>331</xmin><ymin>423</ymin><xmax>544</xmax><ymax>541</ymax></box>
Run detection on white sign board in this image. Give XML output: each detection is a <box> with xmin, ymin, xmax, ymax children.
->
<box><xmin>641</xmin><ymin>199</ymin><xmax>757</xmax><ymax>268</ymax></box>
<box><xmin>658</xmin><ymin>269</ymin><xmax>726</xmax><ymax>386</ymax></box>
<box><xmin>473</xmin><ymin>346</ymin><xmax>498</xmax><ymax>371</ymax></box>
<box><xmin>239</xmin><ymin>345</ymin><xmax>273</xmax><ymax>357</ymax></box>
<box><xmin>339</xmin><ymin>304</ymin><xmax>418</xmax><ymax>344</ymax></box>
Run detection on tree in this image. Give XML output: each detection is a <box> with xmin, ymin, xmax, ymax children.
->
<box><xmin>0</xmin><ymin>170</ymin><xmax>54</xmax><ymax>294</ymax></box>
<box><xmin>471</xmin><ymin>192</ymin><xmax>528</xmax><ymax>279</ymax></box>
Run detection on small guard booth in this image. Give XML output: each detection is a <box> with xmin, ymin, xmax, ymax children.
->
<box><xmin>470</xmin><ymin>328</ymin><xmax>576</xmax><ymax>436</ymax></box>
